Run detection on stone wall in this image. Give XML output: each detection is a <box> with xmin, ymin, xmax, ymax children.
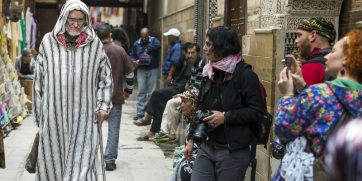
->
<box><xmin>147</xmin><ymin>0</ymin><xmax>195</xmax><ymax>86</ymax></box>
<box><xmin>339</xmin><ymin>0</ymin><xmax>362</xmax><ymax>37</ymax></box>
<box><xmin>243</xmin><ymin>28</ymin><xmax>285</xmax><ymax>181</ymax></box>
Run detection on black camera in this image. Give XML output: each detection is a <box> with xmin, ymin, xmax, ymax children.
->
<box><xmin>193</xmin><ymin>110</ymin><xmax>213</xmax><ymax>144</ymax></box>
<box><xmin>271</xmin><ymin>137</ymin><xmax>286</xmax><ymax>160</ymax></box>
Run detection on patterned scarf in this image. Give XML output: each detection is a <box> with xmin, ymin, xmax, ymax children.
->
<box><xmin>202</xmin><ymin>54</ymin><xmax>241</xmax><ymax>79</ymax></box>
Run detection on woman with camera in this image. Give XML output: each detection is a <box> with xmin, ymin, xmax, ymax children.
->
<box><xmin>184</xmin><ymin>26</ymin><xmax>265</xmax><ymax>181</ymax></box>
<box><xmin>272</xmin><ymin>29</ymin><xmax>362</xmax><ymax>180</ymax></box>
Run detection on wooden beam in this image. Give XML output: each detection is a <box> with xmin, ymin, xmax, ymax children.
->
<box><xmin>83</xmin><ymin>1</ymin><xmax>143</xmax><ymax>8</ymax></box>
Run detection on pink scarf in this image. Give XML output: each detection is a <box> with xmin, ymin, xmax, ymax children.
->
<box><xmin>202</xmin><ymin>54</ymin><xmax>242</xmax><ymax>79</ymax></box>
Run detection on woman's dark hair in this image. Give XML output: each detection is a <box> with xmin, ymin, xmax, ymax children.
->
<box><xmin>112</xmin><ymin>26</ymin><xmax>130</xmax><ymax>53</ymax></box>
<box><xmin>206</xmin><ymin>26</ymin><xmax>241</xmax><ymax>58</ymax></box>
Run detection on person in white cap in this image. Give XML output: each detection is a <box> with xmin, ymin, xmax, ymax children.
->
<box><xmin>162</xmin><ymin>28</ymin><xmax>182</xmax><ymax>86</ymax></box>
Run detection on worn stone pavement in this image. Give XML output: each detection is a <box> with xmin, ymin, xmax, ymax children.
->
<box><xmin>0</xmin><ymin>92</ymin><xmax>174</xmax><ymax>181</ymax></box>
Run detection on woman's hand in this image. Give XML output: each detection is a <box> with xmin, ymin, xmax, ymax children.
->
<box><xmin>184</xmin><ymin>139</ymin><xmax>194</xmax><ymax>160</ymax></box>
<box><xmin>291</xmin><ymin>74</ymin><xmax>307</xmax><ymax>92</ymax></box>
<box><xmin>203</xmin><ymin>110</ymin><xmax>225</xmax><ymax>128</ymax></box>
<box><xmin>278</xmin><ymin>67</ymin><xmax>294</xmax><ymax>96</ymax></box>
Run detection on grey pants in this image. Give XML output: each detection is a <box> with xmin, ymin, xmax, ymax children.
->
<box><xmin>191</xmin><ymin>142</ymin><xmax>251</xmax><ymax>181</ymax></box>
<box><xmin>104</xmin><ymin>103</ymin><xmax>123</xmax><ymax>163</ymax></box>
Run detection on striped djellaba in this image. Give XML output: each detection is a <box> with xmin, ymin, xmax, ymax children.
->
<box><xmin>33</xmin><ymin>0</ymin><xmax>113</xmax><ymax>180</ymax></box>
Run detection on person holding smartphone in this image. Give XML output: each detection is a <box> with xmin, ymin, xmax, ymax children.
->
<box><xmin>287</xmin><ymin>17</ymin><xmax>336</xmax><ymax>93</ymax></box>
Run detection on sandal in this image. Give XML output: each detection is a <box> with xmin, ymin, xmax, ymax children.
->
<box><xmin>136</xmin><ymin>134</ymin><xmax>154</xmax><ymax>141</ymax></box>
<box><xmin>133</xmin><ymin>118</ymin><xmax>151</xmax><ymax>126</ymax></box>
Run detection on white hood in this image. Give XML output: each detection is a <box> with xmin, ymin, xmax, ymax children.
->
<box><xmin>52</xmin><ymin>0</ymin><xmax>95</xmax><ymax>47</ymax></box>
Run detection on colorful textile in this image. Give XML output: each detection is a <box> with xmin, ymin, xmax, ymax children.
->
<box><xmin>273</xmin><ymin>80</ymin><xmax>362</xmax><ymax>180</ymax></box>
<box><xmin>274</xmin><ymin>80</ymin><xmax>362</xmax><ymax>155</ymax></box>
<box><xmin>297</xmin><ymin>16</ymin><xmax>336</xmax><ymax>43</ymax></box>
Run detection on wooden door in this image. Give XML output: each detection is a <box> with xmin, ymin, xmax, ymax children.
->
<box><xmin>224</xmin><ymin>0</ymin><xmax>246</xmax><ymax>51</ymax></box>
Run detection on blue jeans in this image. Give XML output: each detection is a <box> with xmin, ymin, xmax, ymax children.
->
<box><xmin>104</xmin><ymin>104</ymin><xmax>123</xmax><ymax>163</ymax></box>
<box><xmin>136</xmin><ymin>68</ymin><xmax>158</xmax><ymax>117</ymax></box>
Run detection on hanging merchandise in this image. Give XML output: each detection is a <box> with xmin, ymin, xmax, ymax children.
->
<box><xmin>25</xmin><ymin>7</ymin><xmax>37</xmax><ymax>49</ymax></box>
<box><xmin>0</xmin><ymin>31</ymin><xmax>29</xmax><ymax>135</ymax></box>
<box><xmin>20</xmin><ymin>13</ymin><xmax>26</xmax><ymax>50</ymax></box>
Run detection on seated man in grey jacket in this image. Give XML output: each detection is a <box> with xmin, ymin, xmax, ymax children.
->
<box><xmin>15</xmin><ymin>48</ymin><xmax>35</xmax><ymax>79</ymax></box>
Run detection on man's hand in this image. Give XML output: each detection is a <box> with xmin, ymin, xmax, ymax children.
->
<box><xmin>132</xmin><ymin>60</ymin><xmax>139</xmax><ymax>69</ymax></box>
<box><xmin>95</xmin><ymin>110</ymin><xmax>109</xmax><ymax>127</ymax></box>
<box><xmin>124</xmin><ymin>92</ymin><xmax>130</xmax><ymax>100</ymax></box>
<box><xmin>284</xmin><ymin>55</ymin><xmax>301</xmax><ymax>74</ymax></box>
<box><xmin>17</xmin><ymin>72</ymin><xmax>24</xmax><ymax>78</ymax></box>
<box><xmin>164</xmin><ymin>75</ymin><xmax>172</xmax><ymax>86</ymax></box>
<box><xmin>278</xmin><ymin>67</ymin><xmax>294</xmax><ymax>96</ymax></box>
<box><xmin>184</xmin><ymin>139</ymin><xmax>194</xmax><ymax>160</ymax></box>
<box><xmin>291</xmin><ymin>74</ymin><xmax>307</xmax><ymax>93</ymax></box>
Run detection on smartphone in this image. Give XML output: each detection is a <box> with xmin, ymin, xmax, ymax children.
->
<box><xmin>284</xmin><ymin>56</ymin><xmax>293</xmax><ymax>71</ymax></box>
<box><xmin>284</xmin><ymin>56</ymin><xmax>293</xmax><ymax>78</ymax></box>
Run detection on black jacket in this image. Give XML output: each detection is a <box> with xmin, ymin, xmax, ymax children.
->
<box><xmin>187</xmin><ymin>62</ymin><xmax>265</xmax><ymax>151</ymax></box>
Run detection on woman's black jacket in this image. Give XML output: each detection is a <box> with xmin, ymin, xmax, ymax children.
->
<box><xmin>187</xmin><ymin>62</ymin><xmax>265</xmax><ymax>151</ymax></box>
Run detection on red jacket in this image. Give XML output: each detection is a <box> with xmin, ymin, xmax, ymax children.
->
<box><xmin>301</xmin><ymin>48</ymin><xmax>332</xmax><ymax>86</ymax></box>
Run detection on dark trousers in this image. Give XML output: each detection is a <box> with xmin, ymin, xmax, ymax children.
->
<box><xmin>191</xmin><ymin>142</ymin><xmax>251</xmax><ymax>181</ymax></box>
<box><xmin>145</xmin><ymin>86</ymin><xmax>183</xmax><ymax>133</ymax></box>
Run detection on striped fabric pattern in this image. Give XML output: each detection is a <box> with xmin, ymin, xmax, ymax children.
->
<box><xmin>33</xmin><ymin>0</ymin><xmax>113</xmax><ymax>180</ymax></box>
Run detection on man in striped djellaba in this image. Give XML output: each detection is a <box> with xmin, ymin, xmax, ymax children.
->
<box><xmin>33</xmin><ymin>0</ymin><xmax>113</xmax><ymax>180</ymax></box>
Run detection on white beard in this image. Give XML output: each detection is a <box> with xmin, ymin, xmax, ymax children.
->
<box><xmin>66</xmin><ymin>26</ymin><xmax>81</xmax><ymax>36</ymax></box>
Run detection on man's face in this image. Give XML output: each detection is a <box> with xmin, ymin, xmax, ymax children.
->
<box><xmin>140</xmin><ymin>30</ymin><xmax>149</xmax><ymax>43</ymax></box>
<box><xmin>181</xmin><ymin>101</ymin><xmax>193</xmax><ymax>117</ymax></box>
<box><xmin>295</xmin><ymin>29</ymin><xmax>313</xmax><ymax>58</ymax></box>
<box><xmin>22</xmin><ymin>54</ymin><xmax>32</xmax><ymax>63</ymax></box>
<box><xmin>186</xmin><ymin>47</ymin><xmax>199</xmax><ymax>64</ymax></box>
<box><xmin>167</xmin><ymin>35</ymin><xmax>176</xmax><ymax>44</ymax></box>
<box><xmin>66</xmin><ymin>10</ymin><xmax>86</xmax><ymax>36</ymax></box>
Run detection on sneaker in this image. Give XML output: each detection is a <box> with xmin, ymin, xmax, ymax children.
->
<box><xmin>105</xmin><ymin>162</ymin><xmax>116</xmax><ymax>171</ymax></box>
<box><xmin>155</xmin><ymin>137</ymin><xmax>176</xmax><ymax>143</ymax></box>
<box><xmin>151</xmin><ymin>132</ymin><xmax>175</xmax><ymax>143</ymax></box>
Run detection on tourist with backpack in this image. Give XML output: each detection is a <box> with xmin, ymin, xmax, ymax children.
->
<box><xmin>272</xmin><ymin>29</ymin><xmax>362</xmax><ymax>181</ymax></box>
<box><xmin>184</xmin><ymin>26</ymin><xmax>265</xmax><ymax>181</ymax></box>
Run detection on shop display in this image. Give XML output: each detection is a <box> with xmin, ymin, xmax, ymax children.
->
<box><xmin>0</xmin><ymin>31</ymin><xmax>29</xmax><ymax>136</ymax></box>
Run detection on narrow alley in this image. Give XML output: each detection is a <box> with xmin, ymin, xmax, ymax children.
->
<box><xmin>0</xmin><ymin>91</ymin><xmax>174</xmax><ymax>181</ymax></box>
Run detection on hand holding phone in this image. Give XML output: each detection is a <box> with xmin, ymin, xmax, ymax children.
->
<box><xmin>284</xmin><ymin>56</ymin><xmax>293</xmax><ymax>78</ymax></box>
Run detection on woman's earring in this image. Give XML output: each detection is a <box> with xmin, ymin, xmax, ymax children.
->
<box><xmin>340</xmin><ymin>68</ymin><xmax>345</xmax><ymax>76</ymax></box>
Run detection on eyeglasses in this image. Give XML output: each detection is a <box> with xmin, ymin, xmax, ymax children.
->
<box><xmin>67</xmin><ymin>17</ymin><xmax>85</xmax><ymax>25</ymax></box>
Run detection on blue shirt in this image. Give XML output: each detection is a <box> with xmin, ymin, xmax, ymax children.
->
<box><xmin>162</xmin><ymin>40</ymin><xmax>182</xmax><ymax>76</ymax></box>
<box><xmin>130</xmin><ymin>36</ymin><xmax>161</xmax><ymax>69</ymax></box>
